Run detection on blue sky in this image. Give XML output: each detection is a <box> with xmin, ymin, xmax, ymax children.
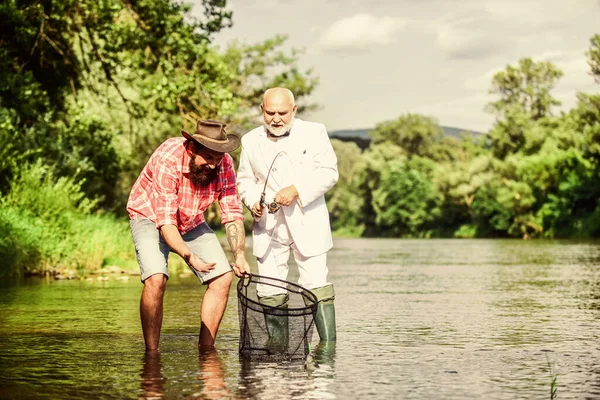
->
<box><xmin>194</xmin><ymin>0</ymin><xmax>600</xmax><ymax>133</ymax></box>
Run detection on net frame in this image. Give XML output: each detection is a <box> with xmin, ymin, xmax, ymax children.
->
<box><xmin>237</xmin><ymin>273</ymin><xmax>318</xmax><ymax>361</ymax></box>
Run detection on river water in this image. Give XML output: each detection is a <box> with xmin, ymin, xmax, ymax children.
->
<box><xmin>1</xmin><ymin>238</ymin><xmax>599</xmax><ymax>399</ymax></box>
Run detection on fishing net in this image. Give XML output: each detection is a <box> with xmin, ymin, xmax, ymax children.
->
<box><xmin>237</xmin><ymin>273</ymin><xmax>318</xmax><ymax>361</ymax></box>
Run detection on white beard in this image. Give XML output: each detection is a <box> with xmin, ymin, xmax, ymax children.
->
<box><xmin>264</xmin><ymin>118</ymin><xmax>294</xmax><ymax>137</ymax></box>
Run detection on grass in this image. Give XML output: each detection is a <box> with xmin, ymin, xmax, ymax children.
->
<box><xmin>0</xmin><ymin>204</ymin><xmax>139</xmax><ymax>277</ymax></box>
<box><xmin>546</xmin><ymin>355</ymin><xmax>558</xmax><ymax>400</ymax></box>
<box><xmin>0</xmin><ymin>161</ymin><xmax>139</xmax><ymax>277</ymax></box>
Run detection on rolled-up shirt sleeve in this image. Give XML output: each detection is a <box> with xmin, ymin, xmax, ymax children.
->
<box><xmin>218</xmin><ymin>156</ymin><xmax>244</xmax><ymax>224</ymax></box>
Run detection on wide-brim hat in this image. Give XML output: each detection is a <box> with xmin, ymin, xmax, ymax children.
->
<box><xmin>181</xmin><ymin>119</ymin><xmax>240</xmax><ymax>153</ymax></box>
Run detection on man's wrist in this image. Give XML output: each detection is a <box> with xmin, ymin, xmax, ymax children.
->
<box><xmin>183</xmin><ymin>253</ymin><xmax>192</xmax><ymax>266</ymax></box>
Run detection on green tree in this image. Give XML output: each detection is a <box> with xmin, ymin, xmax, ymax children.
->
<box><xmin>530</xmin><ymin>139</ymin><xmax>600</xmax><ymax>238</ymax></box>
<box><xmin>486</xmin><ymin>58</ymin><xmax>563</xmax><ymax>159</ymax></box>
<box><xmin>0</xmin><ymin>0</ymin><xmax>232</xmax><ymax>118</ymax></box>
<box><xmin>587</xmin><ymin>34</ymin><xmax>600</xmax><ymax>82</ymax></box>
<box><xmin>571</xmin><ymin>36</ymin><xmax>600</xmax><ymax>164</ymax></box>
<box><xmin>437</xmin><ymin>152</ymin><xmax>495</xmax><ymax>237</ymax></box>
<box><xmin>1</xmin><ymin>0</ymin><xmax>319</xmax><ymax>213</ymax></box>
<box><xmin>326</xmin><ymin>139</ymin><xmax>364</xmax><ymax>235</ymax></box>
<box><xmin>371</xmin><ymin>156</ymin><xmax>443</xmax><ymax>237</ymax></box>
<box><xmin>487</xmin><ymin>58</ymin><xmax>563</xmax><ymax>120</ymax></box>
<box><xmin>571</xmin><ymin>93</ymin><xmax>600</xmax><ymax>163</ymax></box>
<box><xmin>354</xmin><ymin>143</ymin><xmax>405</xmax><ymax>236</ymax></box>
<box><xmin>0</xmin><ymin>0</ymin><xmax>236</xmax><ymax>207</ymax></box>
<box><xmin>369</xmin><ymin>113</ymin><xmax>445</xmax><ymax>160</ymax></box>
<box><xmin>470</xmin><ymin>177</ymin><xmax>538</xmax><ymax>238</ymax></box>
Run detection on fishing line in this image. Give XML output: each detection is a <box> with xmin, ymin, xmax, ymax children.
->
<box><xmin>260</xmin><ymin>151</ymin><xmax>287</xmax><ymax>213</ymax></box>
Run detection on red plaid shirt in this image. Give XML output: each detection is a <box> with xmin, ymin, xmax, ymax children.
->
<box><xmin>127</xmin><ymin>137</ymin><xmax>244</xmax><ymax>234</ymax></box>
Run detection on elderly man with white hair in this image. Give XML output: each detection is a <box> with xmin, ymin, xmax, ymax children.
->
<box><xmin>236</xmin><ymin>87</ymin><xmax>339</xmax><ymax>344</ymax></box>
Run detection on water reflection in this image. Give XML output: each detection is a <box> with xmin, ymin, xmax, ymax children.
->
<box><xmin>197</xmin><ymin>350</ymin><xmax>232</xmax><ymax>399</ymax></box>
<box><xmin>2</xmin><ymin>239</ymin><xmax>599</xmax><ymax>399</ymax></box>
<box><xmin>236</xmin><ymin>344</ymin><xmax>337</xmax><ymax>400</ymax></box>
<box><xmin>140</xmin><ymin>351</ymin><xmax>166</xmax><ymax>400</ymax></box>
<box><xmin>238</xmin><ymin>360</ymin><xmax>303</xmax><ymax>399</ymax></box>
<box><xmin>139</xmin><ymin>348</ymin><xmax>235</xmax><ymax>400</ymax></box>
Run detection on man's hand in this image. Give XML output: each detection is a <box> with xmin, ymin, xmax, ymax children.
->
<box><xmin>185</xmin><ymin>253</ymin><xmax>216</xmax><ymax>273</ymax></box>
<box><xmin>160</xmin><ymin>225</ymin><xmax>216</xmax><ymax>273</ymax></box>
<box><xmin>231</xmin><ymin>254</ymin><xmax>251</xmax><ymax>277</ymax></box>
<box><xmin>275</xmin><ymin>185</ymin><xmax>299</xmax><ymax>206</ymax></box>
<box><xmin>251</xmin><ymin>201</ymin><xmax>265</xmax><ymax>219</ymax></box>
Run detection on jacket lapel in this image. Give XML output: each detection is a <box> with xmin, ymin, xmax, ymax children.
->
<box><xmin>258</xmin><ymin>119</ymin><xmax>305</xmax><ymax>192</ymax></box>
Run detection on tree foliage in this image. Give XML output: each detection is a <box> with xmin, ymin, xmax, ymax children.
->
<box><xmin>486</xmin><ymin>58</ymin><xmax>564</xmax><ymax>160</ymax></box>
<box><xmin>369</xmin><ymin>113</ymin><xmax>444</xmax><ymax>159</ymax></box>
<box><xmin>326</xmin><ymin>140</ymin><xmax>364</xmax><ymax>235</ymax></box>
<box><xmin>1</xmin><ymin>3</ymin><xmax>600</xmax><ymax>254</ymax></box>
<box><xmin>0</xmin><ymin>0</ymin><xmax>317</xmax><ymax>214</ymax></box>
<box><xmin>338</xmin><ymin>36</ymin><xmax>600</xmax><ymax>239</ymax></box>
<box><xmin>372</xmin><ymin>156</ymin><xmax>443</xmax><ymax>237</ymax></box>
<box><xmin>587</xmin><ymin>34</ymin><xmax>600</xmax><ymax>82</ymax></box>
<box><xmin>487</xmin><ymin>58</ymin><xmax>563</xmax><ymax>121</ymax></box>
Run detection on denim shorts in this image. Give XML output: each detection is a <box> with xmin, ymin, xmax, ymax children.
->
<box><xmin>130</xmin><ymin>218</ymin><xmax>232</xmax><ymax>283</ymax></box>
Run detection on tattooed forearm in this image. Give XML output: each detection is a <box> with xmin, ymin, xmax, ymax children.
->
<box><xmin>225</xmin><ymin>220</ymin><xmax>246</xmax><ymax>258</ymax></box>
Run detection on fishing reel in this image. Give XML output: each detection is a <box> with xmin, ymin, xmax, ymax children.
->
<box><xmin>260</xmin><ymin>193</ymin><xmax>281</xmax><ymax>214</ymax></box>
<box><xmin>267</xmin><ymin>201</ymin><xmax>281</xmax><ymax>214</ymax></box>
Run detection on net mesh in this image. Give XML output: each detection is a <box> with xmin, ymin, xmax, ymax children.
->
<box><xmin>237</xmin><ymin>273</ymin><xmax>318</xmax><ymax>361</ymax></box>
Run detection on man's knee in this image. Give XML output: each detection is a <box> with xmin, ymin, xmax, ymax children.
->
<box><xmin>206</xmin><ymin>271</ymin><xmax>232</xmax><ymax>294</ymax></box>
<box><xmin>143</xmin><ymin>274</ymin><xmax>168</xmax><ymax>295</ymax></box>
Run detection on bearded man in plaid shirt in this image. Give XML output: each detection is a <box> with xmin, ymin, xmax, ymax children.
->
<box><xmin>127</xmin><ymin>119</ymin><xmax>251</xmax><ymax>352</ymax></box>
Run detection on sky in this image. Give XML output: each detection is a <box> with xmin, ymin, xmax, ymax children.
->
<box><xmin>194</xmin><ymin>0</ymin><xmax>600</xmax><ymax>133</ymax></box>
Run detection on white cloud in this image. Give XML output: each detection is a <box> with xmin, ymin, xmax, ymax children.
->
<box><xmin>204</xmin><ymin>0</ymin><xmax>599</xmax><ymax>132</ymax></box>
<box><xmin>434</xmin><ymin>14</ymin><xmax>513</xmax><ymax>60</ymax></box>
<box><xmin>316</xmin><ymin>13</ymin><xmax>405</xmax><ymax>51</ymax></box>
<box><xmin>482</xmin><ymin>0</ymin><xmax>592</xmax><ymax>26</ymax></box>
<box><xmin>432</xmin><ymin>0</ymin><xmax>596</xmax><ymax>61</ymax></box>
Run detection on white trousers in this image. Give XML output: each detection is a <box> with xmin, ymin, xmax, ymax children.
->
<box><xmin>256</xmin><ymin>214</ymin><xmax>329</xmax><ymax>298</ymax></box>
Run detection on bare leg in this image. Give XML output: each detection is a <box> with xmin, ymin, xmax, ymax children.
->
<box><xmin>140</xmin><ymin>274</ymin><xmax>168</xmax><ymax>351</ymax></box>
<box><xmin>199</xmin><ymin>272</ymin><xmax>232</xmax><ymax>350</ymax></box>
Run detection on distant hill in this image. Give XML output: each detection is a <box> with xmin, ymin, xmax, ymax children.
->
<box><xmin>329</xmin><ymin>126</ymin><xmax>483</xmax><ymax>150</ymax></box>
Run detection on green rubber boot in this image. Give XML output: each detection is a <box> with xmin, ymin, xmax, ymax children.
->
<box><xmin>259</xmin><ymin>294</ymin><xmax>289</xmax><ymax>353</ymax></box>
<box><xmin>309</xmin><ymin>285</ymin><xmax>337</xmax><ymax>342</ymax></box>
<box><xmin>314</xmin><ymin>340</ymin><xmax>337</xmax><ymax>365</ymax></box>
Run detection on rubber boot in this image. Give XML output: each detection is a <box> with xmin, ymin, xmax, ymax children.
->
<box><xmin>309</xmin><ymin>285</ymin><xmax>337</xmax><ymax>342</ymax></box>
<box><xmin>259</xmin><ymin>294</ymin><xmax>289</xmax><ymax>353</ymax></box>
<box><xmin>314</xmin><ymin>340</ymin><xmax>336</xmax><ymax>365</ymax></box>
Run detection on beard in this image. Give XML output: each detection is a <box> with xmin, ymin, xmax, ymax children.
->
<box><xmin>189</xmin><ymin>157</ymin><xmax>218</xmax><ymax>187</ymax></box>
<box><xmin>264</xmin><ymin>118</ymin><xmax>294</xmax><ymax>137</ymax></box>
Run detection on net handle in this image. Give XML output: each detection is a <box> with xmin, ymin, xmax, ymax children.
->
<box><xmin>241</xmin><ymin>271</ymin><xmax>252</xmax><ymax>288</ymax></box>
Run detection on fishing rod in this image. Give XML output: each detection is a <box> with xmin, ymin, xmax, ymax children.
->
<box><xmin>260</xmin><ymin>151</ymin><xmax>286</xmax><ymax>214</ymax></box>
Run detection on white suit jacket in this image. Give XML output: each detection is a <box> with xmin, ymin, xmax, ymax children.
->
<box><xmin>237</xmin><ymin>119</ymin><xmax>339</xmax><ymax>258</ymax></box>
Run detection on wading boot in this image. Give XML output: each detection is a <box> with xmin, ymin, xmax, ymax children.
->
<box><xmin>259</xmin><ymin>293</ymin><xmax>289</xmax><ymax>353</ymax></box>
<box><xmin>309</xmin><ymin>285</ymin><xmax>337</xmax><ymax>342</ymax></box>
<box><xmin>314</xmin><ymin>340</ymin><xmax>337</xmax><ymax>365</ymax></box>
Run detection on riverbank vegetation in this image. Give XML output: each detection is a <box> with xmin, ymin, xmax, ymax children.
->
<box><xmin>328</xmin><ymin>41</ymin><xmax>600</xmax><ymax>240</ymax></box>
<box><xmin>1</xmin><ymin>0</ymin><xmax>599</xmax><ymax>277</ymax></box>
